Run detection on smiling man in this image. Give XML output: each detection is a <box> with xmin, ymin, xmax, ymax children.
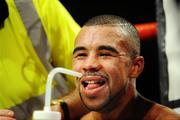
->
<box><xmin>72</xmin><ymin>15</ymin><xmax>180</xmax><ymax>120</ymax></box>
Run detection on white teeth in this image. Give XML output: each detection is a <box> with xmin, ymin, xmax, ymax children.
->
<box><xmin>84</xmin><ymin>80</ymin><xmax>104</xmax><ymax>84</ymax></box>
<box><xmin>85</xmin><ymin>80</ymin><xmax>96</xmax><ymax>84</ymax></box>
<box><xmin>89</xmin><ymin>81</ymin><xmax>95</xmax><ymax>84</ymax></box>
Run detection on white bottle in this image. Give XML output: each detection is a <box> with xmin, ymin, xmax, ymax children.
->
<box><xmin>33</xmin><ymin>110</ymin><xmax>61</xmax><ymax>120</ymax></box>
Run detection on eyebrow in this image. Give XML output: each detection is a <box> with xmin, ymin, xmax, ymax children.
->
<box><xmin>73</xmin><ymin>46</ymin><xmax>86</xmax><ymax>54</ymax></box>
<box><xmin>73</xmin><ymin>45</ymin><xmax>119</xmax><ymax>54</ymax></box>
<box><xmin>98</xmin><ymin>45</ymin><xmax>119</xmax><ymax>54</ymax></box>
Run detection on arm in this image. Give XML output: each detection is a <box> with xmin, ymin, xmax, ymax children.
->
<box><xmin>51</xmin><ymin>88</ymin><xmax>89</xmax><ymax>120</ymax></box>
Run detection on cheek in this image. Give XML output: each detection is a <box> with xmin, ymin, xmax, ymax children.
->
<box><xmin>72</xmin><ymin>60</ymin><xmax>81</xmax><ymax>71</ymax></box>
<box><xmin>72</xmin><ymin>61</ymin><xmax>82</xmax><ymax>86</ymax></box>
<box><xmin>104</xmin><ymin>61</ymin><xmax>129</xmax><ymax>85</ymax></box>
<box><xmin>103</xmin><ymin>62</ymin><xmax>121</xmax><ymax>80</ymax></box>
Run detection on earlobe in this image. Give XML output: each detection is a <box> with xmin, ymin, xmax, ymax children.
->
<box><xmin>130</xmin><ymin>56</ymin><xmax>144</xmax><ymax>78</ymax></box>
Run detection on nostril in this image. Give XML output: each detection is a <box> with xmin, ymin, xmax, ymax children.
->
<box><xmin>83</xmin><ymin>67</ymin><xmax>99</xmax><ymax>72</ymax></box>
<box><xmin>83</xmin><ymin>64</ymin><xmax>102</xmax><ymax>72</ymax></box>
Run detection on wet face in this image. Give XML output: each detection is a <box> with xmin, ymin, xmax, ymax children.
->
<box><xmin>73</xmin><ymin>26</ymin><xmax>136</xmax><ymax>111</ymax></box>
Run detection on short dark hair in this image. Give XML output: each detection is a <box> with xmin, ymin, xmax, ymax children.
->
<box><xmin>84</xmin><ymin>14</ymin><xmax>140</xmax><ymax>58</ymax></box>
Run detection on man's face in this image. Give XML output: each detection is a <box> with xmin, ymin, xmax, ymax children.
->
<box><xmin>73</xmin><ymin>26</ymin><xmax>134</xmax><ymax>111</ymax></box>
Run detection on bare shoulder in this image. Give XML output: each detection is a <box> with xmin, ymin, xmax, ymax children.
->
<box><xmin>155</xmin><ymin>104</ymin><xmax>180</xmax><ymax>120</ymax></box>
<box><xmin>80</xmin><ymin>111</ymin><xmax>103</xmax><ymax>120</ymax></box>
<box><xmin>80</xmin><ymin>112</ymin><xmax>94</xmax><ymax>120</ymax></box>
<box><xmin>144</xmin><ymin>103</ymin><xmax>180</xmax><ymax>120</ymax></box>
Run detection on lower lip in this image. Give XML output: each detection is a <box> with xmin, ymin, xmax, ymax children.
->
<box><xmin>81</xmin><ymin>83</ymin><xmax>106</xmax><ymax>97</ymax></box>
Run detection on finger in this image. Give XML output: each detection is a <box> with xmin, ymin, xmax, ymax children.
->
<box><xmin>51</xmin><ymin>105</ymin><xmax>61</xmax><ymax>112</ymax></box>
<box><xmin>0</xmin><ymin>109</ymin><xmax>14</xmax><ymax>117</ymax></box>
<box><xmin>0</xmin><ymin>116</ymin><xmax>16</xmax><ymax>120</ymax></box>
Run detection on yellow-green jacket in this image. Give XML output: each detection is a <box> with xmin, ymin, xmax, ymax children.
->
<box><xmin>0</xmin><ymin>0</ymin><xmax>80</xmax><ymax>119</ymax></box>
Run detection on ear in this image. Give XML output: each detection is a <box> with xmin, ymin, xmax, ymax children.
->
<box><xmin>130</xmin><ymin>56</ymin><xmax>144</xmax><ymax>78</ymax></box>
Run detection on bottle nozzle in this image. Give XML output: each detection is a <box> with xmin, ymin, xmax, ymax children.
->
<box><xmin>33</xmin><ymin>67</ymin><xmax>82</xmax><ymax>120</ymax></box>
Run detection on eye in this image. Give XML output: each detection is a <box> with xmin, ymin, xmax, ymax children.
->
<box><xmin>74</xmin><ymin>52</ymin><xmax>87</xmax><ymax>59</ymax></box>
<box><xmin>78</xmin><ymin>53</ymin><xmax>87</xmax><ymax>57</ymax></box>
<box><xmin>99</xmin><ymin>52</ymin><xmax>113</xmax><ymax>57</ymax></box>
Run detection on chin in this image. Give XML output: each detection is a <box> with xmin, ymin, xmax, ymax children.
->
<box><xmin>81</xmin><ymin>98</ymin><xmax>109</xmax><ymax>111</ymax></box>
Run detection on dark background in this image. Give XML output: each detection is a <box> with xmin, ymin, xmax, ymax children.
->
<box><xmin>61</xmin><ymin>0</ymin><xmax>160</xmax><ymax>103</ymax></box>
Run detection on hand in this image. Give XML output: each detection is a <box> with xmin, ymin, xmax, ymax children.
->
<box><xmin>0</xmin><ymin>109</ymin><xmax>15</xmax><ymax>120</ymax></box>
<box><xmin>51</xmin><ymin>102</ymin><xmax>65</xmax><ymax>120</ymax></box>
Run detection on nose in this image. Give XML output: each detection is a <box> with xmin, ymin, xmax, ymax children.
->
<box><xmin>83</xmin><ymin>55</ymin><xmax>101</xmax><ymax>72</ymax></box>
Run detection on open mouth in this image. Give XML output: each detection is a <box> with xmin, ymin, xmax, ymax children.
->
<box><xmin>82</xmin><ymin>80</ymin><xmax>106</xmax><ymax>89</ymax></box>
<box><xmin>80</xmin><ymin>75</ymin><xmax>108</xmax><ymax>97</ymax></box>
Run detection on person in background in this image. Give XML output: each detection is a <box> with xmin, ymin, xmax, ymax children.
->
<box><xmin>0</xmin><ymin>0</ymin><xmax>81</xmax><ymax>119</ymax></box>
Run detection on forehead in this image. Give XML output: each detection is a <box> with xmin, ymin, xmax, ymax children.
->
<box><xmin>75</xmin><ymin>26</ymin><xmax>128</xmax><ymax>48</ymax></box>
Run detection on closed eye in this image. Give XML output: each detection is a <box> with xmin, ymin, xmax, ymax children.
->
<box><xmin>99</xmin><ymin>53</ymin><xmax>113</xmax><ymax>56</ymax></box>
<box><xmin>73</xmin><ymin>53</ymin><xmax>87</xmax><ymax>59</ymax></box>
<box><xmin>77</xmin><ymin>53</ymin><xmax>87</xmax><ymax>57</ymax></box>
